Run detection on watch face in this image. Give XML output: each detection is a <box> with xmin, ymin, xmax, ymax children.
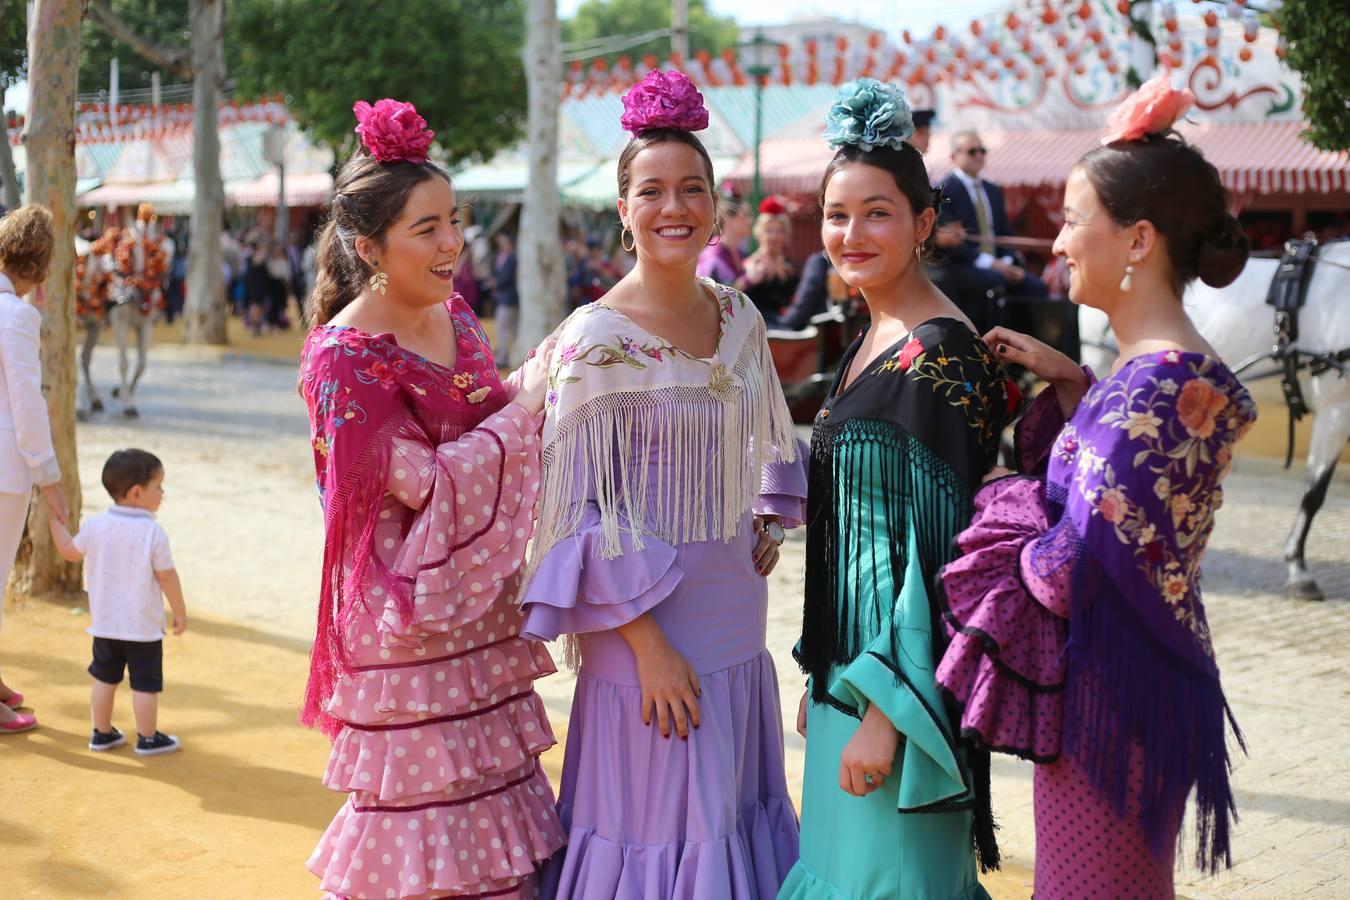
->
<box><xmin>766</xmin><ymin>521</ymin><xmax>786</xmax><ymax>544</ymax></box>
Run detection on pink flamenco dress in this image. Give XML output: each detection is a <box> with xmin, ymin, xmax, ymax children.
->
<box><xmin>937</xmin><ymin>354</ymin><xmax>1256</xmax><ymax>899</ymax></box>
<box><xmin>299</xmin><ymin>296</ymin><xmax>566</xmax><ymax>899</ymax></box>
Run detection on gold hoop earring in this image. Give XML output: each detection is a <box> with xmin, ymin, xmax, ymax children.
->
<box><xmin>621</xmin><ymin>227</ymin><xmax>635</xmax><ymax>253</ymax></box>
<box><xmin>914</xmin><ymin>245</ymin><xmax>922</xmax><ymax>262</ymax></box>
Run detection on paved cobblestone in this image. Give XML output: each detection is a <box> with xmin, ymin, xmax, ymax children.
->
<box><xmin>72</xmin><ymin>348</ymin><xmax>1349</xmax><ymax>897</ymax></box>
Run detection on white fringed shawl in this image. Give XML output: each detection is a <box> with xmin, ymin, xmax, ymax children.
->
<box><xmin>525</xmin><ymin>278</ymin><xmax>798</xmax><ymax>589</ymax></box>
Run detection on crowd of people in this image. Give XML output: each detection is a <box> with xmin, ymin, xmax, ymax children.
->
<box><xmin>0</xmin><ymin>69</ymin><xmax>1259</xmax><ymax>900</ymax></box>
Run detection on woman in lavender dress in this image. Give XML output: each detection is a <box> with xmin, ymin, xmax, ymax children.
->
<box><xmin>936</xmin><ymin>76</ymin><xmax>1255</xmax><ymax>898</ymax></box>
<box><xmin>519</xmin><ymin>71</ymin><xmax>803</xmax><ymax>898</ymax></box>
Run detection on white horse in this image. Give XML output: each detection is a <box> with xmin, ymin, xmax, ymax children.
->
<box><xmin>1080</xmin><ymin>240</ymin><xmax>1350</xmax><ymax>600</ymax></box>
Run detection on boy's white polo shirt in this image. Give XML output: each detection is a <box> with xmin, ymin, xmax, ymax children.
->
<box><xmin>73</xmin><ymin>505</ymin><xmax>175</xmax><ymax>642</ymax></box>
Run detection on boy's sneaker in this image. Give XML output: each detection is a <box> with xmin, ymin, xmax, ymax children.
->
<box><xmin>89</xmin><ymin>726</ymin><xmax>126</xmax><ymax>751</ymax></box>
<box><xmin>134</xmin><ymin>731</ymin><xmax>180</xmax><ymax>756</ymax></box>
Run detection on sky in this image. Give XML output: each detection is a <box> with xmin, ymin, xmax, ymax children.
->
<box><xmin>4</xmin><ymin>1</ymin><xmax>1009</xmax><ymax>113</ymax></box>
<box><xmin>558</xmin><ymin>0</ymin><xmax>1010</xmax><ymax>41</ymax></box>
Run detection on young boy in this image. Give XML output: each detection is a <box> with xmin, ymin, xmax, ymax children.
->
<box><xmin>49</xmin><ymin>448</ymin><xmax>187</xmax><ymax>755</ymax></box>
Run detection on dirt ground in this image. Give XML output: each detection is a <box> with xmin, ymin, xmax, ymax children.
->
<box><xmin>1</xmin><ymin>320</ymin><xmax>1039</xmax><ymax>898</ymax></box>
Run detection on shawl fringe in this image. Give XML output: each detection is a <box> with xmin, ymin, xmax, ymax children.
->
<box><xmin>526</xmin><ymin>315</ymin><xmax>797</xmax><ymax>672</ymax></box>
<box><xmin>797</xmin><ymin>421</ymin><xmax>970</xmax><ymax>697</ymax></box>
<box><xmin>1065</xmin><ymin>549</ymin><xmax>1243</xmax><ymax>873</ymax></box>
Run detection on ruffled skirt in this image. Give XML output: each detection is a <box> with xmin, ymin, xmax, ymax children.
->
<box><xmin>542</xmin><ymin>653</ymin><xmax>799</xmax><ymax>899</ymax></box>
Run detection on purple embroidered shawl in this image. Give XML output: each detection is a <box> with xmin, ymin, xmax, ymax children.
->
<box><xmin>1037</xmin><ymin>350</ymin><xmax>1256</xmax><ymax>870</ymax></box>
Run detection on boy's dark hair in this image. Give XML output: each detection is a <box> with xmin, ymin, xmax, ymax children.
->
<box><xmin>102</xmin><ymin>449</ymin><xmax>163</xmax><ymax>500</ymax></box>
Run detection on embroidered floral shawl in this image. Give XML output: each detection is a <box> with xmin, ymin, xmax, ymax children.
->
<box><xmin>527</xmin><ymin>277</ymin><xmax>797</xmax><ymax>585</ymax></box>
<box><xmin>298</xmin><ymin>296</ymin><xmax>505</xmax><ymax>735</ymax></box>
<box><xmin>1032</xmin><ymin>350</ymin><xmax>1255</xmax><ymax>869</ymax></box>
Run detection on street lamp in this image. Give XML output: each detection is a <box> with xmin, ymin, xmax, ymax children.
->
<box><xmin>739</xmin><ymin>30</ymin><xmax>781</xmax><ymax>214</ymax></box>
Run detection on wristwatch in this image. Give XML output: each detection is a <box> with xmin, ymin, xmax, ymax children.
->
<box><xmin>763</xmin><ymin>519</ymin><xmax>786</xmax><ymax>546</ymax></box>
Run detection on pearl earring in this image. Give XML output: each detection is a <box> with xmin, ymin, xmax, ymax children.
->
<box><xmin>1119</xmin><ymin>262</ymin><xmax>1135</xmax><ymax>292</ymax></box>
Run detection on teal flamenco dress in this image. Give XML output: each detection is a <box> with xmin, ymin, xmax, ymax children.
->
<box><xmin>782</xmin><ymin>319</ymin><xmax>1016</xmax><ymax>900</ymax></box>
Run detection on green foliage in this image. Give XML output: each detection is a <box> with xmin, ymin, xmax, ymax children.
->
<box><xmin>231</xmin><ymin>0</ymin><xmax>526</xmax><ymax>166</ymax></box>
<box><xmin>78</xmin><ymin>0</ymin><xmax>191</xmax><ymax>97</ymax></box>
<box><xmin>1278</xmin><ymin>0</ymin><xmax>1350</xmax><ymax>151</ymax></box>
<box><xmin>564</xmin><ymin>0</ymin><xmax>740</xmax><ymax>65</ymax></box>
<box><xmin>0</xmin><ymin>1</ymin><xmax>27</xmax><ymax>90</ymax></box>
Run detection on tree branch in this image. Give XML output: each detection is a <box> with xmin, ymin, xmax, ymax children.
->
<box><xmin>87</xmin><ymin>0</ymin><xmax>194</xmax><ymax>79</ymax></box>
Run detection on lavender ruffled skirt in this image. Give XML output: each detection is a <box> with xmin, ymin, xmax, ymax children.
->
<box><xmin>524</xmin><ymin>514</ymin><xmax>800</xmax><ymax>899</ymax></box>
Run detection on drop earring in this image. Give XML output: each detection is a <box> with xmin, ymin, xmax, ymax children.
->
<box><xmin>1119</xmin><ymin>261</ymin><xmax>1135</xmax><ymax>292</ymax></box>
<box><xmin>369</xmin><ymin>260</ymin><xmax>389</xmax><ymax>295</ymax></box>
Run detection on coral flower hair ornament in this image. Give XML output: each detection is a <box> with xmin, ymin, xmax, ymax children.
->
<box><xmin>353</xmin><ymin>98</ymin><xmax>436</xmax><ymax>164</ymax></box>
<box><xmin>1101</xmin><ymin>73</ymin><xmax>1196</xmax><ymax>145</ymax></box>
<box><xmin>823</xmin><ymin>78</ymin><xmax>914</xmax><ymax>152</ymax></box>
<box><xmin>619</xmin><ymin>70</ymin><xmax>710</xmax><ymax>136</ymax></box>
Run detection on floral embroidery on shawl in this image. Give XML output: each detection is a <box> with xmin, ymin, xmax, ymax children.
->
<box><xmin>547</xmin><ymin>282</ymin><xmax>747</xmax><ymax>406</ymax></box>
<box><xmin>1051</xmin><ymin>353</ymin><xmax>1256</xmax><ymax>650</ymax></box>
<box><xmin>527</xmin><ymin>277</ymin><xmax>795</xmax><ymax>574</ymax></box>
<box><xmin>299</xmin><ymin>295</ymin><xmax>506</xmax><ymax>734</ymax></box>
<box><xmin>876</xmin><ymin>334</ymin><xmax>1017</xmax><ymax>445</ymax></box>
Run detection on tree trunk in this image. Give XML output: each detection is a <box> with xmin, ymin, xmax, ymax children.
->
<box><xmin>182</xmin><ymin>0</ymin><xmax>227</xmax><ymax>345</ymax></box>
<box><xmin>0</xmin><ymin>98</ymin><xmax>20</xmax><ymax>212</ymax></box>
<box><xmin>11</xmin><ymin>0</ymin><xmax>84</xmax><ymax>598</ymax></box>
<box><xmin>517</xmin><ymin>0</ymin><xmax>566</xmax><ymax>355</ymax></box>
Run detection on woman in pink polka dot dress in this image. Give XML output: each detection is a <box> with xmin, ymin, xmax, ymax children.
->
<box><xmin>298</xmin><ymin>98</ymin><xmax>565</xmax><ymax>899</ymax></box>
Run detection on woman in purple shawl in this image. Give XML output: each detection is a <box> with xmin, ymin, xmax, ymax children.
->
<box><xmin>936</xmin><ymin>76</ymin><xmax>1256</xmax><ymax>898</ymax></box>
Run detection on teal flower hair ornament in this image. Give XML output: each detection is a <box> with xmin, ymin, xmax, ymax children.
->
<box><xmin>823</xmin><ymin>78</ymin><xmax>915</xmax><ymax>153</ymax></box>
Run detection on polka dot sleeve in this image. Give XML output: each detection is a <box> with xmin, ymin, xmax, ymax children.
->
<box><xmin>375</xmin><ymin>401</ymin><xmax>544</xmax><ymax>646</ymax></box>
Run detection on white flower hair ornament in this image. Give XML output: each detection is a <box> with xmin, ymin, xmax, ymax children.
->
<box><xmin>823</xmin><ymin>78</ymin><xmax>915</xmax><ymax>153</ymax></box>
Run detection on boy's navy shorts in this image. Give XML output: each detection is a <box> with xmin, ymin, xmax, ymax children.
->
<box><xmin>88</xmin><ymin>637</ymin><xmax>163</xmax><ymax>693</ymax></box>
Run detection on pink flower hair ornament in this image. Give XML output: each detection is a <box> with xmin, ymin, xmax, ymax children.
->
<box><xmin>353</xmin><ymin>98</ymin><xmax>436</xmax><ymax>164</ymax></box>
<box><xmin>1101</xmin><ymin>73</ymin><xmax>1196</xmax><ymax>145</ymax></box>
<box><xmin>619</xmin><ymin>70</ymin><xmax>710</xmax><ymax>136</ymax></box>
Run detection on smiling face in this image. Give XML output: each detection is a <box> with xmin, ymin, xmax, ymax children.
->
<box><xmin>821</xmin><ymin>161</ymin><xmax>934</xmax><ymax>293</ymax></box>
<box><xmin>361</xmin><ymin>175</ymin><xmax>463</xmax><ymax>308</ymax></box>
<box><xmin>617</xmin><ymin>141</ymin><xmax>716</xmax><ymax>270</ymax></box>
<box><xmin>1052</xmin><ymin>167</ymin><xmax>1134</xmax><ymax>308</ymax></box>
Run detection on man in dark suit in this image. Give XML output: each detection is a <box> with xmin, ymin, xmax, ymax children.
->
<box><xmin>933</xmin><ymin>129</ymin><xmax>1046</xmax><ymax>332</ymax></box>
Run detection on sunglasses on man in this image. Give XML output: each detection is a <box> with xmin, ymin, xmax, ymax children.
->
<box><xmin>963</xmin><ymin>147</ymin><xmax>988</xmax><ymax>157</ymax></box>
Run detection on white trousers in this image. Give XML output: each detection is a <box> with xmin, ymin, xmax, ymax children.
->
<box><xmin>494</xmin><ymin>306</ymin><xmax>519</xmax><ymax>368</ymax></box>
<box><xmin>0</xmin><ymin>490</ymin><xmax>31</xmax><ymax>632</ymax></box>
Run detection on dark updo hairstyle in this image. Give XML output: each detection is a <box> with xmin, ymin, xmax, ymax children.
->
<box><xmin>818</xmin><ymin>142</ymin><xmax>940</xmax><ymax>254</ymax></box>
<box><xmin>617</xmin><ymin>129</ymin><xmax>718</xmax><ymax>215</ymax></box>
<box><xmin>1076</xmin><ymin>135</ymin><xmax>1248</xmax><ymax>295</ymax></box>
<box><xmin>306</xmin><ymin>153</ymin><xmax>453</xmax><ymax>326</ymax></box>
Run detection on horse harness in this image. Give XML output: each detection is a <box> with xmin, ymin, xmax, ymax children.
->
<box><xmin>1234</xmin><ymin>237</ymin><xmax>1350</xmax><ymax>468</ymax></box>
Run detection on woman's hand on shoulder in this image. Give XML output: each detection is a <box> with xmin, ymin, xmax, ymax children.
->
<box><xmin>839</xmin><ymin>702</ymin><xmax>899</xmax><ymax>796</ymax></box>
<box><xmin>512</xmin><ymin>336</ymin><xmax>557</xmax><ymax>415</ymax></box>
<box><xmin>985</xmin><ymin>327</ymin><xmax>1089</xmax><ymax>417</ymax></box>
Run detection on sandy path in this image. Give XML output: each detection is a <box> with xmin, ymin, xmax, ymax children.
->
<box><xmin>3</xmin><ymin>341</ymin><xmax>1050</xmax><ymax>897</ymax></box>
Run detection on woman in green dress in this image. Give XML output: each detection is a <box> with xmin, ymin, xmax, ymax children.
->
<box><xmin>781</xmin><ymin>80</ymin><xmax>1014</xmax><ymax>900</ymax></box>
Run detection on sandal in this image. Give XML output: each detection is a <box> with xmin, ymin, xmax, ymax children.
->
<box><xmin>3</xmin><ymin>692</ymin><xmax>24</xmax><ymax>709</ymax></box>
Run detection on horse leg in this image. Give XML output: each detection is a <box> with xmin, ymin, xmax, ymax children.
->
<box><xmin>80</xmin><ymin>319</ymin><xmax>104</xmax><ymax>414</ymax></box>
<box><xmin>1284</xmin><ymin>389</ymin><xmax>1350</xmax><ymax>600</ymax></box>
<box><xmin>124</xmin><ymin>314</ymin><xmax>151</xmax><ymax>415</ymax></box>
<box><xmin>111</xmin><ymin>307</ymin><xmax>134</xmax><ymax>413</ymax></box>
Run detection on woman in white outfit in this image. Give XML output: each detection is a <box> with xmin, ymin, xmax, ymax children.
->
<box><xmin>0</xmin><ymin>204</ymin><xmax>69</xmax><ymax>734</ymax></box>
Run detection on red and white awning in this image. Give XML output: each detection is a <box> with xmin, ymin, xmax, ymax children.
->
<box><xmin>727</xmin><ymin>121</ymin><xmax>1347</xmax><ymax>197</ymax></box>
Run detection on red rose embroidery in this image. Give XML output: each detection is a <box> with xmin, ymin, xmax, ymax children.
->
<box><xmin>895</xmin><ymin>337</ymin><xmax>924</xmax><ymax>371</ymax></box>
